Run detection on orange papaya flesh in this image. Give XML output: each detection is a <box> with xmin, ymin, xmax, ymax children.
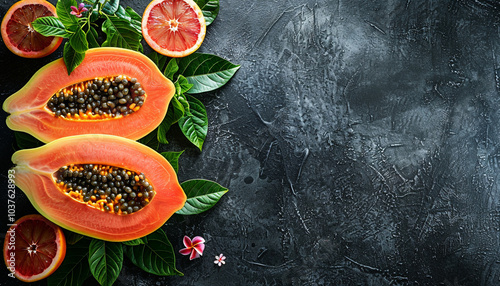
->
<box><xmin>3</xmin><ymin>47</ymin><xmax>174</xmax><ymax>143</ymax></box>
<box><xmin>12</xmin><ymin>134</ymin><xmax>187</xmax><ymax>242</ymax></box>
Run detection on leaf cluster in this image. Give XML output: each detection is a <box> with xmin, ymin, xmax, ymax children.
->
<box><xmin>33</xmin><ymin>0</ymin><xmax>143</xmax><ymax>74</ymax></box>
<box><xmin>16</xmin><ymin>1</ymin><xmax>237</xmax><ymax>284</ymax></box>
<box><xmin>143</xmin><ymin>52</ymin><xmax>239</xmax><ymax>151</ymax></box>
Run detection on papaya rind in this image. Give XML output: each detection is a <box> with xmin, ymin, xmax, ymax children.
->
<box><xmin>12</xmin><ymin>134</ymin><xmax>187</xmax><ymax>242</ymax></box>
<box><xmin>3</xmin><ymin>47</ymin><xmax>174</xmax><ymax>143</ymax></box>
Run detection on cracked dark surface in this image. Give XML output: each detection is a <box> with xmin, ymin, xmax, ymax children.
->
<box><xmin>2</xmin><ymin>0</ymin><xmax>500</xmax><ymax>285</ymax></box>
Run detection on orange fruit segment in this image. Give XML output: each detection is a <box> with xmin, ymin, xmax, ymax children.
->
<box><xmin>3</xmin><ymin>214</ymin><xmax>66</xmax><ymax>282</ymax></box>
<box><xmin>142</xmin><ymin>0</ymin><xmax>206</xmax><ymax>57</ymax></box>
<box><xmin>1</xmin><ymin>0</ymin><xmax>63</xmax><ymax>58</ymax></box>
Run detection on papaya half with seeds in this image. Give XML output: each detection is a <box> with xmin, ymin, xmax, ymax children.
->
<box><xmin>12</xmin><ymin>134</ymin><xmax>186</xmax><ymax>242</ymax></box>
<box><xmin>3</xmin><ymin>47</ymin><xmax>174</xmax><ymax>143</ymax></box>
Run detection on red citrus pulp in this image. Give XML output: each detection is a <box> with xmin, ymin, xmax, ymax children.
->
<box><xmin>3</xmin><ymin>214</ymin><xmax>66</xmax><ymax>282</ymax></box>
<box><xmin>142</xmin><ymin>0</ymin><xmax>206</xmax><ymax>57</ymax></box>
<box><xmin>1</xmin><ymin>0</ymin><xmax>63</xmax><ymax>58</ymax></box>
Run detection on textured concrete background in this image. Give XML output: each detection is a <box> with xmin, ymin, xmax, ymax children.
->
<box><xmin>2</xmin><ymin>0</ymin><xmax>500</xmax><ymax>285</ymax></box>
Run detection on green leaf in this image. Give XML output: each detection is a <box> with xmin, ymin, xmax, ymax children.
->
<box><xmin>47</xmin><ymin>239</ymin><xmax>91</xmax><ymax>286</ymax></box>
<box><xmin>14</xmin><ymin>132</ymin><xmax>43</xmax><ymax>150</ymax></box>
<box><xmin>157</xmin><ymin>97</ymin><xmax>185</xmax><ymax>144</ymax></box>
<box><xmin>124</xmin><ymin>228</ymin><xmax>182</xmax><ymax>276</ymax></box>
<box><xmin>101</xmin><ymin>15</ymin><xmax>142</xmax><ymax>51</ymax></box>
<box><xmin>88</xmin><ymin>239</ymin><xmax>123</xmax><ymax>286</ymax></box>
<box><xmin>64</xmin><ymin>230</ymin><xmax>85</xmax><ymax>245</ymax></box>
<box><xmin>177</xmin><ymin>93</ymin><xmax>190</xmax><ymax>113</ymax></box>
<box><xmin>121</xmin><ymin>238</ymin><xmax>144</xmax><ymax>246</ymax></box>
<box><xmin>148</xmin><ymin>51</ymin><xmax>169</xmax><ymax>72</ymax></box>
<box><xmin>69</xmin><ymin>26</ymin><xmax>89</xmax><ymax>53</ymax></box>
<box><xmin>178</xmin><ymin>95</ymin><xmax>207</xmax><ymax>150</ymax></box>
<box><xmin>102</xmin><ymin>0</ymin><xmax>120</xmax><ymax>15</ymax></box>
<box><xmin>32</xmin><ymin>16</ymin><xmax>71</xmax><ymax>37</ymax></box>
<box><xmin>177</xmin><ymin>179</ymin><xmax>228</xmax><ymax>215</ymax></box>
<box><xmin>56</xmin><ymin>0</ymin><xmax>79</xmax><ymax>30</ymax></box>
<box><xmin>125</xmin><ymin>7</ymin><xmax>142</xmax><ymax>33</ymax></box>
<box><xmin>157</xmin><ymin>120</ymin><xmax>170</xmax><ymax>145</ymax></box>
<box><xmin>164</xmin><ymin>58</ymin><xmax>179</xmax><ymax>80</ymax></box>
<box><xmin>86</xmin><ymin>26</ymin><xmax>100</xmax><ymax>48</ymax></box>
<box><xmin>176</xmin><ymin>75</ymin><xmax>193</xmax><ymax>94</ymax></box>
<box><xmin>176</xmin><ymin>53</ymin><xmax>240</xmax><ymax>94</ymax></box>
<box><xmin>63</xmin><ymin>42</ymin><xmax>85</xmax><ymax>75</ymax></box>
<box><xmin>161</xmin><ymin>150</ymin><xmax>184</xmax><ymax>173</ymax></box>
<box><xmin>138</xmin><ymin>131</ymin><xmax>159</xmax><ymax>151</ymax></box>
<box><xmin>194</xmin><ymin>0</ymin><xmax>219</xmax><ymax>25</ymax></box>
<box><xmin>115</xmin><ymin>5</ymin><xmax>131</xmax><ymax>21</ymax></box>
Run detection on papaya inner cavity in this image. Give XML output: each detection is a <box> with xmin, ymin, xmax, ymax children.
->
<box><xmin>46</xmin><ymin>75</ymin><xmax>146</xmax><ymax>120</ymax></box>
<box><xmin>54</xmin><ymin>164</ymin><xmax>155</xmax><ymax>215</ymax></box>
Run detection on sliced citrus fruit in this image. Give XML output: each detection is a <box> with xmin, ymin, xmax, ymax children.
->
<box><xmin>3</xmin><ymin>214</ymin><xmax>66</xmax><ymax>282</ymax></box>
<box><xmin>142</xmin><ymin>0</ymin><xmax>206</xmax><ymax>57</ymax></box>
<box><xmin>1</xmin><ymin>0</ymin><xmax>63</xmax><ymax>58</ymax></box>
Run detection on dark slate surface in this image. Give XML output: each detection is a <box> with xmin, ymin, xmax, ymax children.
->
<box><xmin>2</xmin><ymin>0</ymin><xmax>500</xmax><ymax>285</ymax></box>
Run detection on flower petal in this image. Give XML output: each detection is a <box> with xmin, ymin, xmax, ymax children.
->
<box><xmin>183</xmin><ymin>236</ymin><xmax>192</xmax><ymax>248</ymax></box>
<box><xmin>70</xmin><ymin>11</ymin><xmax>78</xmax><ymax>16</ymax></box>
<box><xmin>70</xmin><ymin>6</ymin><xmax>78</xmax><ymax>12</ymax></box>
<box><xmin>191</xmin><ymin>236</ymin><xmax>205</xmax><ymax>245</ymax></box>
<box><xmin>189</xmin><ymin>249</ymin><xmax>200</xmax><ymax>260</ymax></box>
<box><xmin>81</xmin><ymin>7</ymin><xmax>88</xmax><ymax>12</ymax></box>
<box><xmin>179</xmin><ymin>248</ymin><xmax>192</xmax><ymax>256</ymax></box>
<box><xmin>193</xmin><ymin>243</ymin><xmax>205</xmax><ymax>255</ymax></box>
<box><xmin>78</xmin><ymin>2</ymin><xmax>85</xmax><ymax>9</ymax></box>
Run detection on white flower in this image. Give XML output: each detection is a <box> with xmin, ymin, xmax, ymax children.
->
<box><xmin>214</xmin><ymin>253</ymin><xmax>226</xmax><ymax>266</ymax></box>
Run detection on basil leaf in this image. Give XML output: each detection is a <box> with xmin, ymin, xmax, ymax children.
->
<box><xmin>14</xmin><ymin>132</ymin><xmax>43</xmax><ymax>150</ymax></box>
<box><xmin>176</xmin><ymin>179</ymin><xmax>228</xmax><ymax>215</ymax></box>
<box><xmin>178</xmin><ymin>95</ymin><xmax>207</xmax><ymax>150</ymax></box>
<box><xmin>124</xmin><ymin>228</ymin><xmax>182</xmax><ymax>276</ymax></box>
<box><xmin>138</xmin><ymin>130</ymin><xmax>159</xmax><ymax>151</ymax></box>
<box><xmin>121</xmin><ymin>238</ymin><xmax>144</xmax><ymax>246</ymax></box>
<box><xmin>161</xmin><ymin>150</ymin><xmax>184</xmax><ymax>173</ymax></box>
<box><xmin>86</xmin><ymin>26</ymin><xmax>100</xmax><ymax>48</ymax></box>
<box><xmin>88</xmin><ymin>240</ymin><xmax>123</xmax><ymax>286</ymax></box>
<box><xmin>176</xmin><ymin>53</ymin><xmax>240</xmax><ymax>94</ymax></box>
<box><xmin>47</xmin><ymin>239</ymin><xmax>91</xmax><ymax>286</ymax></box>
<box><xmin>56</xmin><ymin>0</ymin><xmax>79</xmax><ymax>30</ymax></box>
<box><xmin>164</xmin><ymin>58</ymin><xmax>179</xmax><ymax>80</ymax></box>
<box><xmin>32</xmin><ymin>16</ymin><xmax>71</xmax><ymax>37</ymax></box>
<box><xmin>101</xmin><ymin>15</ymin><xmax>142</xmax><ymax>51</ymax></box>
<box><xmin>102</xmin><ymin>0</ymin><xmax>120</xmax><ymax>15</ymax></box>
<box><xmin>194</xmin><ymin>0</ymin><xmax>219</xmax><ymax>26</ymax></box>
<box><xmin>69</xmin><ymin>26</ymin><xmax>89</xmax><ymax>53</ymax></box>
<box><xmin>63</xmin><ymin>42</ymin><xmax>85</xmax><ymax>75</ymax></box>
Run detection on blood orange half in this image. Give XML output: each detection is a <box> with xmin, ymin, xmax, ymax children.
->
<box><xmin>3</xmin><ymin>214</ymin><xmax>66</xmax><ymax>282</ymax></box>
<box><xmin>142</xmin><ymin>0</ymin><xmax>206</xmax><ymax>57</ymax></box>
<box><xmin>1</xmin><ymin>0</ymin><xmax>63</xmax><ymax>58</ymax></box>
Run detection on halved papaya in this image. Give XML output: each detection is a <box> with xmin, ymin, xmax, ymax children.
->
<box><xmin>12</xmin><ymin>134</ymin><xmax>186</xmax><ymax>242</ymax></box>
<box><xmin>3</xmin><ymin>47</ymin><xmax>174</xmax><ymax>142</ymax></box>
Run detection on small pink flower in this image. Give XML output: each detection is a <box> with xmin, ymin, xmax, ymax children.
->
<box><xmin>179</xmin><ymin>236</ymin><xmax>205</xmax><ymax>260</ymax></box>
<box><xmin>70</xmin><ymin>3</ymin><xmax>88</xmax><ymax>18</ymax></box>
<box><xmin>214</xmin><ymin>253</ymin><xmax>226</xmax><ymax>266</ymax></box>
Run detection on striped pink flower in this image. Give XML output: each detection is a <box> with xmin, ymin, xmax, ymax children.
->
<box><xmin>179</xmin><ymin>236</ymin><xmax>205</xmax><ymax>260</ymax></box>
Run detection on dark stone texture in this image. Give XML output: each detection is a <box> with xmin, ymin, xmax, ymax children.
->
<box><xmin>2</xmin><ymin>0</ymin><xmax>500</xmax><ymax>285</ymax></box>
